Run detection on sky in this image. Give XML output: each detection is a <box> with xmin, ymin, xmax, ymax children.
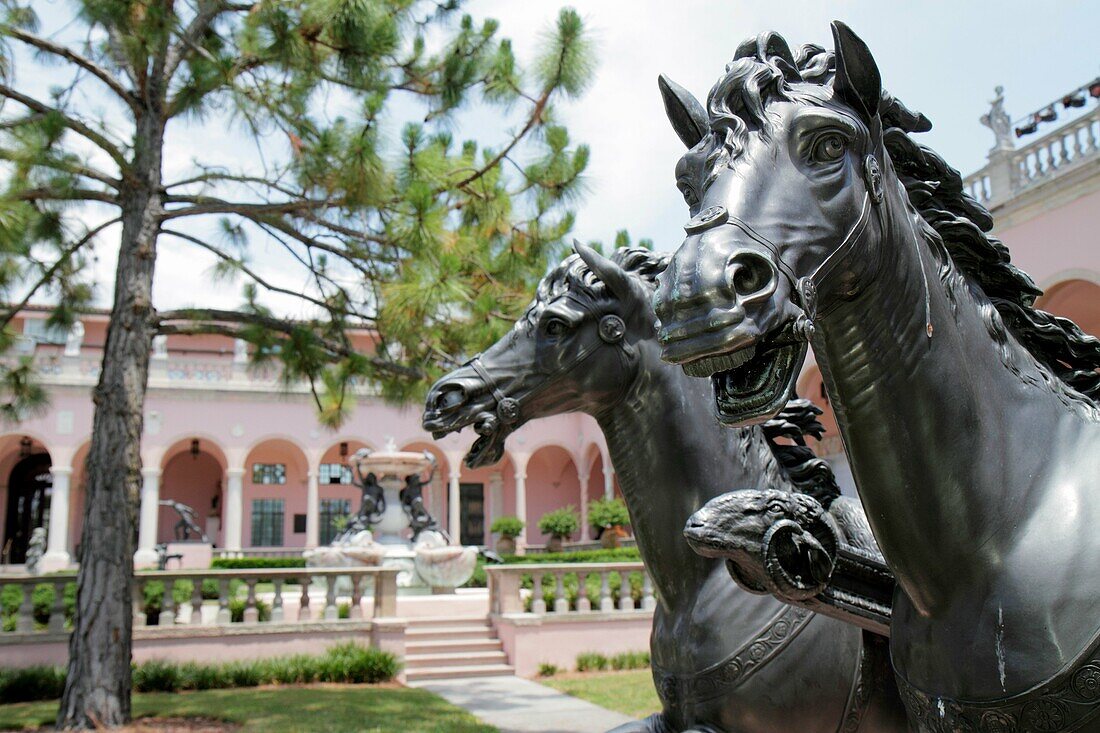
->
<box><xmin>16</xmin><ymin>0</ymin><xmax>1100</xmax><ymax>315</ymax></box>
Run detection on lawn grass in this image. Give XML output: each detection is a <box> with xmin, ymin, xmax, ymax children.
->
<box><xmin>542</xmin><ymin>669</ymin><xmax>660</xmax><ymax>719</ymax></box>
<box><xmin>0</xmin><ymin>685</ymin><xmax>497</xmax><ymax>733</ymax></box>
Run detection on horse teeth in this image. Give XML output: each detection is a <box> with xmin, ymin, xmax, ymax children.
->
<box><xmin>681</xmin><ymin>346</ymin><xmax>757</xmax><ymax>378</ymax></box>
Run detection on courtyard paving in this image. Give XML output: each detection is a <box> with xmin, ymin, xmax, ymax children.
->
<box><xmin>411</xmin><ymin>675</ymin><xmax>636</xmax><ymax>733</ymax></box>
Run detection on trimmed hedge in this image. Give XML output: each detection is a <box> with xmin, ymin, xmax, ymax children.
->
<box><xmin>575</xmin><ymin>650</ymin><xmax>650</xmax><ymax>672</ymax></box>
<box><xmin>0</xmin><ymin>643</ymin><xmax>399</xmax><ymax>704</ymax></box>
<box><xmin>210</xmin><ymin>557</ymin><xmax>307</xmax><ymax>569</ymax></box>
<box><xmin>464</xmin><ymin>547</ymin><xmax>642</xmax><ymax>588</ymax></box>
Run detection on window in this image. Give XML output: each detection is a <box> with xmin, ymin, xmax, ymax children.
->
<box><xmin>292</xmin><ymin>514</ymin><xmax>307</xmax><ymax>534</ymax></box>
<box><xmin>22</xmin><ymin>319</ymin><xmax>68</xmax><ymax>345</ymax></box>
<box><xmin>320</xmin><ymin>499</ymin><xmax>351</xmax><ymax>545</ymax></box>
<box><xmin>250</xmin><ymin>499</ymin><xmax>284</xmax><ymax>546</ymax></box>
<box><xmin>459</xmin><ymin>483</ymin><xmax>485</xmax><ymax>546</ymax></box>
<box><xmin>319</xmin><ymin>463</ymin><xmax>353</xmax><ymax>485</ymax></box>
<box><xmin>252</xmin><ymin>463</ymin><xmax>286</xmax><ymax>485</ymax></box>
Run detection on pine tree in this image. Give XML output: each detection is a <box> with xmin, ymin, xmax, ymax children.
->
<box><xmin>0</xmin><ymin>1</ymin><xmax>594</xmax><ymax>727</ymax></box>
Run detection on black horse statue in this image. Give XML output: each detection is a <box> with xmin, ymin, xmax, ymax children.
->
<box><xmin>424</xmin><ymin>246</ymin><xmax>907</xmax><ymax>733</ymax></box>
<box><xmin>654</xmin><ymin>23</ymin><xmax>1100</xmax><ymax>731</ymax></box>
<box><xmin>402</xmin><ymin>452</ymin><xmax>440</xmax><ymax>540</ymax></box>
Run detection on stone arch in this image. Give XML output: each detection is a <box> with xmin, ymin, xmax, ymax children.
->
<box><xmin>67</xmin><ymin>440</ymin><xmax>92</xmax><ymax>555</ymax></box>
<box><xmin>159</xmin><ymin>437</ymin><xmax>229</xmax><ymax>545</ymax></box>
<box><xmin>0</xmin><ymin>434</ymin><xmax>51</xmax><ymax>564</ymax></box>
<box><xmin>1035</xmin><ymin>277</ymin><xmax>1100</xmax><ymax>339</ymax></box>
<box><xmin>524</xmin><ymin>444</ymin><xmax>582</xmax><ymax>545</ymax></box>
<box><xmin>242</xmin><ymin>437</ymin><xmax>310</xmax><ymax>548</ymax></box>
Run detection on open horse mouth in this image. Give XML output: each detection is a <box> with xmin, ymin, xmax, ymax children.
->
<box><xmin>423</xmin><ymin>397</ymin><xmax>512</xmax><ymax>469</ymax></box>
<box><xmin>683</xmin><ymin>336</ymin><xmax>807</xmax><ymax>426</ymax></box>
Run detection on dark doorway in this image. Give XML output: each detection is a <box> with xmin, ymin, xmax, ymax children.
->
<box><xmin>459</xmin><ymin>483</ymin><xmax>485</xmax><ymax>546</ymax></box>
<box><xmin>3</xmin><ymin>453</ymin><xmax>52</xmax><ymax>564</ymax></box>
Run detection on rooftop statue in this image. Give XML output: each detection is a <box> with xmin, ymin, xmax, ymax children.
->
<box><xmin>424</xmin><ymin>246</ymin><xmax>908</xmax><ymax>733</ymax></box>
<box><xmin>980</xmin><ymin>85</ymin><xmax>1015</xmax><ymax>152</ymax></box>
<box><xmin>654</xmin><ymin>23</ymin><xmax>1100</xmax><ymax>732</ymax></box>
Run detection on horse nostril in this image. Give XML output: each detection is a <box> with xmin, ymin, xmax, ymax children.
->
<box><xmin>727</xmin><ymin>251</ymin><xmax>778</xmax><ymax>301</ymax></box>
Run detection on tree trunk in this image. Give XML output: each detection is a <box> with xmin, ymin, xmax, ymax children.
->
<box><xmin>57</xmin><ymin>113</ymin><xmax>162</xmax><ymax>730</ymax></box>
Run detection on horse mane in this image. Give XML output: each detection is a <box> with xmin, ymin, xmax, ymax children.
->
<box><xmin>521</xmin><ymin>245</ymin><xmax>842</xmax><ymax>496</ymax></box>
<box><xmin>697</xmin><ymin>31</ymin><xmax>1100</xmax><ymax>407</ymax></box>
<box><xmin>517</xmin><ymin>247</ymin><xmax>669</xmax><ymax>332</ymax></box>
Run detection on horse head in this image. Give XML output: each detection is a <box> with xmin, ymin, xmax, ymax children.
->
<box><xmin>685</xmin><ymin>488</ymin><xmax>839</xmax><ymax>602</ymax></box>
<box><xmin>653</xmin><ymin>23</ymin><xmax>931</xmax><ymax>426</ymax></box>
<box><xmin>422</xmin><ymin>245</ymin><xmax>667</xmax><ymax>467</ymax></box>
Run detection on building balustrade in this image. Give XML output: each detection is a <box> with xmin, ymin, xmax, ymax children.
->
<box><xmin>486</xmin><ymin>562</ymin><xmax>656</xmax><ymax>616</ymax></box>
<box><xmin>0</xmin><ymin>566</ymin><xmax>400</xmax><ymax>637</ymax></box>
<box><xmin>964</xmin><ymin>104</ymin><xmax>1100</xmax><ymax>206</ymax></box>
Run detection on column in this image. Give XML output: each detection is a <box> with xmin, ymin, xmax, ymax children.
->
<box><xmin>448</xmin><ymin>471</ymin><xmax>461</xmax><ymax>546</ymax></box>
<box><xmin>578</xmin><ymin>464</ymin><xmax>591</xmax><ymax>542</ymax></box>
<box><xmin>603</xmin><ymin>461</ymin><xmax>615</xmax><ymax>499</ymax></box>
<box><xmin>40</xmin><ymin>467</ymin><xmax>72</xmax><ymax>572</ymax></box>
<box><xmin>305</xmin><ymin>469</ymin><xmax>320</xmax><ymax>548</ymax></box>
<box><xmin>513</xmin><ymin>455</ymin><xmax>529</xmax><ymax>553</ymax></box>
<box><xmin>133</xmin><ymin>467</ymin><xmax>161</xmax><ymax>568</ymax></box>
<box><xmin>224</xmin><ymin>467</ymin><xmax>244</xmax><ymax>555</ymax></box>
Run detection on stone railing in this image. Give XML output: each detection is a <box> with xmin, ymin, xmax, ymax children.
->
<box><xmin>212</xmin><ymin>547</ymin><xmax>306</xmax><ymax>560</ymax></box>
<box><xmin>1</xmin><ymin>567</ymin><xmax>400</xmax><ymax>635</ymax></box>
<box><xmin>486</xmin><ymin>562</ymin><xmax>656</xmax><ymax>616</ymax></box>
<box><xmin>964</xmin><ymin>104</ymin><xmax>1100</xmax><ymax>206</ymax></box>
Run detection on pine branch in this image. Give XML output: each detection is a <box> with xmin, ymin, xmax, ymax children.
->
<box><xmin>161</xmin><ymin>193</ymin><xmax>344</xmax><ymax>220</ymax></box>
<box><xmin>0</xmin><ymin>147</ymin><xmax>120</xmax><ymax>188</ymax></box>
<box><xmin>161</xmin><ymin>227</ymin><xmax>370</xmax><ymax>318</ymax></box>
<box><xmin>0</xmin><ymin>84</ymin><xmax>129</xmax><ymax>172</ymax></box>
<box><xmin>156</xmin><ymin>307</ymin><xmax>422</xmax><ymax>379</ymax></box>
<box><xmin>0</xmin><ymin>217</ymin><xmax>119</xmax><ymax>330</ymax></box>
<box><xmin>10</xmin><ymin>187</ymin><xmax>119</xmax><ymax>205</ymax></box>
<box><xmin>163</xmin><ymin>1</ymin><xmax>244</xmax><ymax>82</ymax></box>
<box><xmin>2</xmin><ymin>25</ymin><xmax>139</xmax><ymax>111</ymax></box>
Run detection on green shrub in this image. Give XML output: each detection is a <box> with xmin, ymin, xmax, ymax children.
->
<box><xmin>133</xmin><ymin>659</ymin><xmax>183</xmax><ymax>693</ymax></box>
<box><xmin>461</xmin><ymin>546</ymin><xmax>643</xmax><ymax>590</ymax></box>
<box><xmin>610</xmin><ymin>650</ymin><xmax>650</xmax><ymax>670</ymax></box>
<box><xmin>0</xmin><ymin>665</ymin><xmax>66</xmax><ymax>703</ymax></box>
<box><xmin>490</xmin><ymin>516</ymin><xmax>524</xmax><ymax>539</ymax></box>
<box><xmin>338</xmin><ymin>602</ymin><xmax>350</xmax><ymax>619</ymax></box>
<box><xmin>587</xmin><ymin>497</ymin><xmax>631</xmax><ymax>530</ymax></box>
<box><xmin>537</xmin><ymin>662</ymin><xmax>559</xmax><ymax>677</ymax></box>
<box><xmin>538</xmin><ymin>506</ymin><xmax>580</xmax><ymax>540</ymax></box>
<box><xmin>1</xmin><ymin>582</ymin><xmax>77</xmax><ymax>630</ymax></box>
<box><xmin>229</xmin><ymin>597</ymin><xmax>271</xmax><ymax>623</ymax></box>
<box><xmin>0</xmin><ymin>644</ymin><xmax>399</xmax><ymax>704</ymax></box>
<box><xmin>576</xmin><ymin>652</ymin><xmax>608</xmax><ymax>672</ymax></box>
<box><xmin>318</xmin><ymin>642</ymin><xmax>400</xmax><ymax>683</ymax></box>
<box><xmin>211</xmin><ymin>557</ymin><xmax>306</xmax><ymax>569</ymax></box>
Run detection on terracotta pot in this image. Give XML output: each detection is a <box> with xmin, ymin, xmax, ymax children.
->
<box><xmin>547</xmin><ymin>535</ymin><xmax>565</xmax><ymax>553</ymax></box>
<box><xmin>600</xmin><ymin>525</ymin><xmax>626</xmax><ymax>549</ymax></box>
<box><xmin>496</xmin><ymin>536</ymin><xmax>517</xmax><ymax>555</ymax></box>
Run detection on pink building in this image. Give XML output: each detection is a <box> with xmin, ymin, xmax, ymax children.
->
<box><xmin>0</xmin><ymin>314</ymin><xmax>620</xmax><ymax>570</ymax></box>
<box><xmin>800</xmin><ymin>83</ymin><xmax>1100</xmax><ymax>491</ymax></box>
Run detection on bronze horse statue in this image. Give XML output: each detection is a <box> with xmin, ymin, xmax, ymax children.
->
<box><xmin>423</xmin><ymin>246</ymin><xmax>907</xmax><ymax>732</ymax></box>
<box><xmin>654</xmin><ymin>23</ymin><xmax>1100</xmax><ymax>732</ymax></box>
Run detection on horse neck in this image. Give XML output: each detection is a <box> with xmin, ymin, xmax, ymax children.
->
<box><xmin>813</xmin><ymin>198</ymin><xmax>1093</xmax><ymax>615</ymax></box>
<box><xmin>596</xmin><ymin>340</ymin><xmax>787</xmax><ymax>610</ymax></box>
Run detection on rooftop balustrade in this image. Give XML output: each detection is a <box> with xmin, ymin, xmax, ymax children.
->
<box><xmin>964</xmin><ymin>103</ymin><xmax>1100</xmax><ymax>207</ymax></box>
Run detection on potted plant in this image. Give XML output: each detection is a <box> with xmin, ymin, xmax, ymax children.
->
<box><xmin>538</xmin><ymin>506</ymin><xmax>580</xmax><ymax>553</ymax></box>
<box><xmin>588</xmin><ymin>497</ymin><xmax>631</xmax><ymax>549</ymax></box>
<box><xmin>490</xmin><ymin>516</ymin><xmax>524</xmax><ymax>555</ymax></box>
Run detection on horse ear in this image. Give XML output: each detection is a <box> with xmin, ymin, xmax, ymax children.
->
<box><xmin>830</xmin><ymin>21</ymin><xmax>882</xmax><ymax>126</ymax></box>
<box><xmin>658</xmin><ymin>74</ymin><xmax>707</xmax><ymax>148</ymax></box>
<box><xmin>573</xmin><ymin>240</ymin><xmax>639</xmax><ymax>305</ymax></box>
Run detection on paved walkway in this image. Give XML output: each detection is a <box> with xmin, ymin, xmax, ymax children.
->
<box><xmin>411</xmin><ymin>675</ymin><xmax>637</xmax><ymax>733</ymax></box>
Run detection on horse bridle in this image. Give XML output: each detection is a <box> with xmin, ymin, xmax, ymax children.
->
<box><xmin>682</xmin><ymin>145</ymin><xmax>933</xmax><ymax>339</ymax></box>
<box><xmin>464</xmin><ymin>295</ymin><xmax>635</xmax><ymax>433</ymax></box>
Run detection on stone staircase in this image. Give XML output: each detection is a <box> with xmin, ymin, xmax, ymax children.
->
<box><xmin>403</xmin><ymin>616</ymin><xmax>514</xmax><ymax>682</ymax></box>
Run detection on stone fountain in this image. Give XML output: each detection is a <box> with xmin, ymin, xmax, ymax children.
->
<box><xmin>303</xmin><ymin>438</ymin><xmax>477</xmax><ymax>592</ymax></box>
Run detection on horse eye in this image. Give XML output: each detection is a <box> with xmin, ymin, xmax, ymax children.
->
<box><xmin>544</xmin><ymin>318</ymin><xmax>569</xmax><ymax>337</ymax></box>
<box><xmin>766</xmin><ymin>500</ymin><xmax>786</xmax><ymax>515</ymax></box>
<box><xmin>680</xmin><ymin>185</ymin><xmax>698</xmax><ymax>207</ymax></box>
<box><xmin>811</xmin><ymin>133</ymin><xmax>847</xmax><ymax>163</ymax></box>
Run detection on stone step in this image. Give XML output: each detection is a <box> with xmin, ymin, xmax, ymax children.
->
<box><xmin>406</xmin><ymin>626</ymin><xmax>495</xmax><ymax>641</ymax></box>
<box><xmin>405</xmin><ymin>651</ymin><xmax>509</xmax><ymax>669</ymax></box>
<box><xmin>404</xmin><ymin>663</ymin><xmax>515</xmax><ymax>682</ymax></box>
<box><xmin>405</xmin><ymin>638</ymin><xmax>504</xmax><ymax>655</ymax></box>
<box><xmin>405</xmin><ymin>616</ymin><xmax>491</xmax><ymax>629</ymax></box>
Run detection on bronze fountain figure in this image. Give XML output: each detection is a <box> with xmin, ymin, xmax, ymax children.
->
<box><xmin>423</xmin><ymin>246</ymin><xmax>907</xmax><ymax>732</ymax></box>
<box><xmin>654</xmin><ymin>23</ymin><xmax>1100</xmax><ymax>732</ymax></box>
